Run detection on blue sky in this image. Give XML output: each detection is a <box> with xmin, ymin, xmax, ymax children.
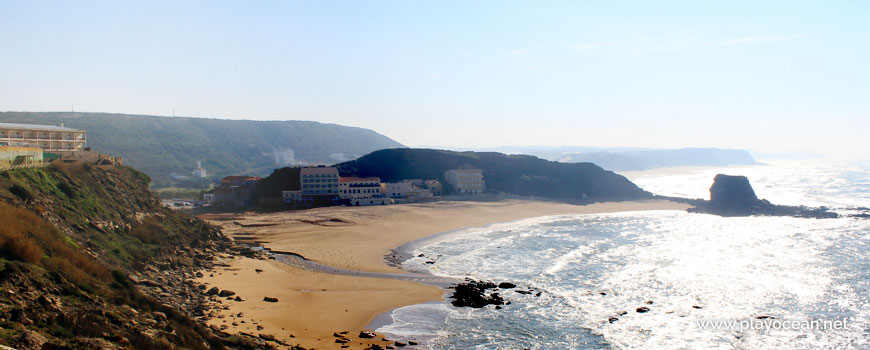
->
<box><xmin>1</xmin><ymin>1</ymin><xmax>867</xmax><ymax>159</ymax></box>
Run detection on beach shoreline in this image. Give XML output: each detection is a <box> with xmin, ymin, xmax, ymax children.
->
<box><xmin>195</xmin><ymin>199</ymin><xmax>690</xmax><ymax>349</ymax></box>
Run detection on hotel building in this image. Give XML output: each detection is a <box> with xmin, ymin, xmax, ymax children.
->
<box><xmin>0</xmin><ymin>123</ymin><xmax>87</xmax><ymax>152</ymax></box>
<box><xmin>300</xmin><ymin>166</ymin><xmax>339</xmax><ymax>196</ymax></box>
<box><xmin>444</xmin><ymin>168</ymin><xmax>486</xmax><ymax>194</ymax></box>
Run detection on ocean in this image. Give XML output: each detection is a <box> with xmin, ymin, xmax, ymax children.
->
<box><xmin>375</xmin><ymin>160</ymin><xmax>870</xmax><ymax>349</ymax></box>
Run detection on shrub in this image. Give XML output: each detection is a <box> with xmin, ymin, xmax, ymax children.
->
<box><xmin>0</xmin><ymin>202</ymin><xmax>112</xmax><ymax>286</ymax></box>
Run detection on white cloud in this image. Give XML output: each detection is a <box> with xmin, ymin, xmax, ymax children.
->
<box><xmin>722</xmin><ymin>35</ymin><xmax>805</xmax><ymax>45</ymax></box>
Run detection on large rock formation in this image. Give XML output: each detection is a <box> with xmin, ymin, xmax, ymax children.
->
<box><xmin>708</xmin><ymin>174</ymin><xmax>760</xmax><ymax>216</ymax></box>
<box><xmin>685</xmin><ymin>174</ymin><xmax>838</xmax><ymax>218</ymax></box>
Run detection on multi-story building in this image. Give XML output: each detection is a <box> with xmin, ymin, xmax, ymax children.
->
<box><xmin>191</xmin><ymin>160</ymin><xmax>207</xmax><ymax>178</ymax></box>
<box><xmin>425</xmin><ymin>180</ymin><xmax>443</xmax><ymax>196</ymax></box>
<box><xmin>385</xmin><ymin>182</ymin><xmax>413</xmax><ymax>198</ymax></box>
<box><xmin>444</xmin><ymin>168</ymin><xmax>486</xmax><ymax>194</ymax></box>
<box><xmin>339</xmin><ymin>177</ymin><xmax>383</xmax><ymax>199</ymax></box>
<box><xmin>281</xmin><ymin>190</ymin><xmax>303</xmax><ymax>203</ymax></box>
<box><xmin>300</xmin><ymin>166</ymin><xmax>339</xmax><ymax>197</ymax></box>
<box><xmin>407</xmin><ymin>186</ymin><xmax>434</xmax><ymax>199</ymax></box>
<box><xmin>0</xmin><ymin>123</ymin><xmax>87</xmax><ymax>152</ymax></box>
<box><xmin>273</xmin><ymin>149</ymin><xmax>295</xmax><ymax>166</ymax></box>
<box><xmin>213</xmin><ymin>176</ymin><xmax>261</xmax><ymax>206</ymax></box>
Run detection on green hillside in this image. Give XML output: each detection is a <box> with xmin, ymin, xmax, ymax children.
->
<box><xmin>0</xmin><ymin>112</ymin><xmax>405</xmax><ymax>187</ymax></box>
<box><xmin>335</xmin><ymin>149</ymin><xmax>650</xmax><ymax>201</ymax></box>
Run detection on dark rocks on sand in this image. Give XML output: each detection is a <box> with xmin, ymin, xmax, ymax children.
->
<box><xmin>263</xmin><ymin>296</ymin><xmax>279</xmax><ymax>302</ymax></box>
<box><xmin>359</xmin><ymin>331</ymin><xmax>377</xmax><ymax>338</ymax></box>
<box><xmin>206</xmin><ymin>286</ymin><xmax>220</xmax><ymax>296</ymax></box>
<box><xmin>636</xmin><ymin>307</ymin><xmax>650</xmax><ymax>313</ymax></box>
<box><xmin>408</xmin><ymin>341</ymin><xmax>418</xmax><ymax>345</ymax></box>
<box><xmin>498</xmin><ymin>282</ymin><xmax>517</xmax><ymax>289</ymax></box>
<box><xmin>218</xmin><ymin>289</ymin><xmax>236</xmax><ymax>297</ymax></box>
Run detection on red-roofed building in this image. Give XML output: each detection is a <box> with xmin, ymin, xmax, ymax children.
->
<box><xmin>339</xmin><ymin>176</ymin><xmax>383</xmax><ymax>200</ymax></box>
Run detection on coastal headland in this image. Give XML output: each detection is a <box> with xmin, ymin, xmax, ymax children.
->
<box><xmin>196</xmin><ymin>199</ymin><xmax>689</xmax><ymax>349</ymax></box>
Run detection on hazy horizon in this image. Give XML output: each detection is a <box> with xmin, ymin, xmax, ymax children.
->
<box><xmin>2</xmin><ymin>1</ymin><xmax>867</xmax><ymax>160</ymax></box>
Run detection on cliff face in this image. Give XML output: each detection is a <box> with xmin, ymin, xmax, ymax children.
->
<box><xmin>0</xmin><ymin>163</ymin><xmax>271</xmax><ymax>349</ymax></box>
<box><xmin>335</xmin><ymin>148</ymin><xmax>650</xmax><ymax>202</ymax></box>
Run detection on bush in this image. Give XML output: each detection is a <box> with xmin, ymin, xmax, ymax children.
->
<box><xmin>130</xmin><ymin>216</ymin><xmax>167</xmax><ymax>244</ymax></box>
<box><xmin>0</xmin><ymin>202</ymin><xmax>112</xmax><ymax>285</ymax></box>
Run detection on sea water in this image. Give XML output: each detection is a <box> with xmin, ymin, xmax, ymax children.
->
<box><xmin>376</xmin><ymin>160</ymin><xmax>870</xmax><ymax>349</ymax></box>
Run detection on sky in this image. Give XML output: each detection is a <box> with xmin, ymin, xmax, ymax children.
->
<box><xmin>1</xmin><ymin>1</ymin><xmax>868</xmax><ymax>159</ymax></box>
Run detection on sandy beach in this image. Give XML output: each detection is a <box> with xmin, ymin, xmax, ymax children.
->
<box><xmin>196</xmin><ymin>199</ymin><xmax>689</xmax><ymax>349</ymax></box>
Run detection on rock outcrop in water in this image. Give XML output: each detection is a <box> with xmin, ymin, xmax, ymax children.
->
<box><xmin>450</xmin><ymin>280</ymin><xmax>506</xmax><ymax>308</ymax></box>
<box><xmin>684</xmin><ymin>174</ymin><xmax>838</xmax><ymax>218</ymax></box>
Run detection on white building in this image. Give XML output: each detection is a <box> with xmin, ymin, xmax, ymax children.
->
<box><xmin>300</xmin><ymin>166</ymin><xmax>339</xmax><ymax>196</ymax></box>
<box><xmin>274</xmin><ymin>149</ymin><xmax>295</xmax><ymax>166</ymax></box>
<box><xmin>407</xmin><ymin>186</ymin><xmax>434</xmax><ymax>199</ymax></box>
<box><xmin>385</xmin><ymin>182</ymin><xmax>413</xmax><ymax>198</ymax></box>
<box><xmin>282</xmin><ymin>190</ymin><xmax>303</xmax><ymax>203</ymax></box>
<box><xmin>0</xmin><ymin>122</ymin><xmax>87</xmax><ymax>151</ymax></box>
<box><xmin>191</xmin><ymin>160</ymin><xmax>207</xmax><ymax>178</ymax></box>
<box><xmin>339</xmin><ymin>177</ymin><xmax>383</xmax><ymax>200</ymax></box>
<box><xmin>444</xmin><ymin>168</ymin><xmax>486</xmax><ymax>194</ymax></box>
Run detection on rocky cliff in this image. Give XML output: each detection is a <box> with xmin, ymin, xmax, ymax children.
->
<box><xmin>0</xmin><ymin>163</ymin><xmax>279</xmax><ymax>349</ymax></box>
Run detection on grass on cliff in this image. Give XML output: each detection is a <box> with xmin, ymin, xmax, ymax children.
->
<box><xmin>0</xmin><ymin>202</ymin><xmax>112</xmax><ymax>290</ymax></box>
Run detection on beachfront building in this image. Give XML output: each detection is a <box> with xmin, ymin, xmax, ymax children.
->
<box><xmin>0</xmin><ymin>123</ymin><xmax>87</xmax><ymax>152</ymax></box>
<box><xmin>339</xmin><ymin>177</ymin><xmax>383</xmax><ymax>199</ymax></box>
<box><xmin>407</xmin><ymin>186</ymin><xmax>434</xmax><ymax>199</ymax></box>
<box><xmin>444</xmin><ymin>168</ymin><xmax>486</xmax><ymax>194</ymax></box>
<box><xmin>425</xmin><ymin>180</ymin><xmax>443</xmax><ymax>196</ymax></box>
<box><xmin>300</xmin><ymin>166</ymin><xmax>339</xmax><ymax>197</ymax></box>
<box><xmin>385</xmin><ymin>182</ymin><xmax>413</xmax><ymax>198</ymax></box>
<box><xmin>213</xmin><ymin>176</ymin><xmax>261</xmax><ymax>206</ymax></box>
<box><xmin>339</xmin><ymin>177</ymin><xmax>391</xmax><ymax>206</ymax></box>
<box><xmin>281</xmin><ymin>190</ymin><xmax>303</xmax><ymax>203</ymax></box>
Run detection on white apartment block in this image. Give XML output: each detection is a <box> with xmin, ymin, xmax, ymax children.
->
<box><xmin>300</xmin><ymin>166</ymin><xmax>339</xmax><ymax>196</ymax></box>
<box><xmin>339</xmin><ymin>177</ymin><xmax>383</xmax><ymax>199</ymax></box>
<box><xmin>385</xmin><ymin>182</ymin><xmax>413</xmax><ymax>198</ymax></box>
<box><xmin>444</xmin><ymin>168</ymin><xmax>486</xmax><ymax>194</ymax></box>
<box><xmin>0</xmin><ymin>123</ymin><xmax>86</xmax><ymax>151</ymax></box>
